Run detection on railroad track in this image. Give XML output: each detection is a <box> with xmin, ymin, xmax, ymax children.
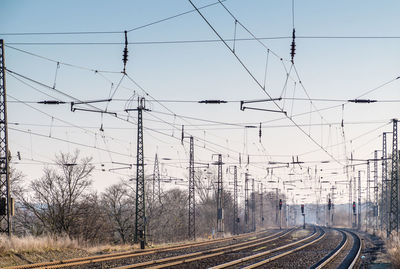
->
<box><xmin>3</xmin><ymin>229</ymin><xmax>281</xmax><ymax>269</ymax></box>
<box><xmin>336</xmin><ymin>229</ymin><xmax>362</xmax><ymax>269</ymax></box>
<box><xmin>111</xmin><ymin>227</ymin><xmax>301</xmax><ymax>269</ymax></box>
<box><xmin>5</xmin><ymin>227</ymin><xmax>362</xmax><ymax>269</ymax></box>
<box><xmin>309</xmin><ymin>228</ymin><xmax>362</xmax><ymax>269</ymax></box>
<box><xmin>206</xmin><ymin>226</ymin><xmax>362</xmax><ymax>269</ymax></box>
<box><xmin>100</xmin><ymin>226</ymin><xmax>314</xmax><ymax>269</ymax></box>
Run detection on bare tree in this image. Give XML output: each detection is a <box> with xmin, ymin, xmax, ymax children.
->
<box><xmin>72</xmin><ymin>192</ymin><xmax>112</xmax><ymax>243</ymax></box>
<box><xmin>101</xmin><ymin>181</ymin><xmax>135</xmax><ymax>244</ymax></box>
<box><xmin>19</xmin><ymin>151</ymin><xmax>94</xmax><ymax>237</ymax></box>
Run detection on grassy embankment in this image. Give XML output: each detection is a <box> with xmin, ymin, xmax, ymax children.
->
<box><xmin>0</xmin><ymin>235</ymin><xmax>133</xmax><ymax>267</ymax></box>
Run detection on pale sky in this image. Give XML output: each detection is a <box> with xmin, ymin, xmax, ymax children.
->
<box><xmin>1</xmin><ymin>0</ymin><xmax>400</xmax><ymax>206</ymax></box>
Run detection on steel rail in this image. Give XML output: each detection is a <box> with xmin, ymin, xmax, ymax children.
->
<box><xmin>112</xmin><ymin>228</ymin><xmax>298</xmax><ymax>269</ymax></box>
<box><xmin>214</xmin><ymin>226</ymin><xmax>325</xmax><ymax>269</ymax></box>
<box><xmin>309</xmin><ymin>228</ymin><xmax>348</xmax><ymax>269</ymax></box>
<box><xmin>337</xmin><ymin>229</ymin><xmax>362</xmax><ymax>269</ymax></box>
<box><xmin>3</xmin><ymin>229</ymin><xmax>272</xmax><ymax>269</ymax></box>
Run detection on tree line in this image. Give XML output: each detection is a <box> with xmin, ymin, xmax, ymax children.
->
<box><xmin>10</xmin><ymin>151</ymin><xmax>286</xmax><ymax>245</ymax></box>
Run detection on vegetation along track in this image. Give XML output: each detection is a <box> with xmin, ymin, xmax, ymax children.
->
<box><xmin>2</xmin><ymin>229</ymin><xmax>283</xmax><ymax>269</ymax></box>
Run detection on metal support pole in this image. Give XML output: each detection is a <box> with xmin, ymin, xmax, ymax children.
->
<box><xmin>389</xmin><ymin>119</ymin><xmax>399</xmax><ymax>236</ymax></box>
<box><xmin>275</xmin><ymin>188</ymin><xmax>279</xmax><ymax>226</ymax></box>
<box><xmin>153</xmin><ymin>154</ymin><xmax>160</xmax><ymax>203</ymax></box>
<box><xmin>358</xmin><ymin>171</ymin><xmax>361</xmax><ymax>230</ymax></box>
<box><xmin>245</xmin><ymin>173</ymin><xmax>249</xmax><ymax>232</ymax></box>
<box><xmin>233</xmin><ymin>166</ymin><xmax>238</xmax><ymax>235</ymax></box>
<box><xmin>188</xmin><ymin>136</ymin><xmax>195</xmax><ymax>240</ymax></box>
<box><xmin>251</xmin><ymin>178</ymin><xmax>255</xmax><ymax>232</ymax></box>
<box><xmin>374</xmin><ymin>150</ymin><xmax>378</xmax><ymax>232</ymax></box>
<box><xmin>0</xmin><ymin>40</ymin><xmax>11</xmax><ymax>236</ymax></box>
<box><xmin>279</xmin><ymin>200</ymin><xmax>282</xmax><ymax>230</ymax></box>
<box><xmin>382</xmin><ymin>132</ymin><xmax>388</xmax><ymax>235</ymax></box>
<box><xmin>331</xmin><ymin>187</ymin><xmax>335</xmax><ymax>226</ymax></box>
<box><xmin>366</xmin><ymin>161</ymin><xmax>370</xmax><ymax>231</ymax></box>
<box><xmin>260</xmin><ymin>183</ymin><xmax>264</xmax><ymax>225</ymax></box>
<box><xmin>131</xmin><ymin>97</ymin><xmax>147</xmax><ymax>247</ymax></box>
<box><xmin>216</xmin><ymin>154</ymin><xmax>224</xmax><ymax>236</ymax></box>
<box><xmin>349</xmin><ymin>177</ymin><xmax>352</xmax><ymax>227</ymax></box>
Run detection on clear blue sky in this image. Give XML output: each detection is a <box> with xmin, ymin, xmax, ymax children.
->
<box><xmin>1</xmin><ymin>0</ymin><xmax>399</xmax><ymax>205</ymax></box>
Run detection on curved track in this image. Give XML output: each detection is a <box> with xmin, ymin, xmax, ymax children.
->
<box><xmin>310</xmin><ymin>228</ymin><xmax>362</xmax><ymax>269</ymax></box>
<box><xmin>337</xmin><ymin>229</ymin><xmax>362</xmax><ymax>269</ymax></box>
<box><xmin>309</xmin><ymin>228</ymin><xmax>348</xmax><ymax>269</ymax></box>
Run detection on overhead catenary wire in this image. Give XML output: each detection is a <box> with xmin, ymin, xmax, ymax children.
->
<box><xmin>0</xmin><ymin>0</ymin><xmax>227</xmax><ymax>36</ymax></box>
<box><xmin>7</xmin><ymin>66</ymin><xmax>268</xmax><ymax>172</ymax></box>
<box><xmin>188</xmin><ymin>0</ymin><xmax>343</xmax><ymax>165</ymax></box>
<box><xmin>6</xmin><ymin>35</ymin><xmax>400</xmax><ymax>46</ymax></box>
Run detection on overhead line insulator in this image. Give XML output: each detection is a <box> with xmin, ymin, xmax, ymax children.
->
<box><xmin>122</xmin><ymin>30</ymin><xmax>128</xmax><ymax>73</ymax></box>
<box><xmin>198</xmin><ymin>100</ymin><xmax>227</xmax><ymax>104</ymax></box>
<box><xmin>348</xmin><ymin>99</ymin><xmax>377</xmax><ymax>103</ymax></box>
<box><xmin>38</xmin><ymin>100</ymin><xmax>66</xmax><ymax>104</ymax></box>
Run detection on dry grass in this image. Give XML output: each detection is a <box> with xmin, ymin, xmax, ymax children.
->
<box><xmin>0</xmin><ymin>234</ymin><xmax>79</xmax><ymax>254</ymax></box>
<box><xmin>0</xmin><ymin>235</ymin><xmax>138</xmax><ymax>267</ymax></box>
<box><xmin>387</xmin><ymin>234</ymin><xmax>400</xmax><ymax>268</ymax></box>
<box><xmin>85</xmin><ymin>243</ymin><xmax>134</xmax><ymax>254</ymax></box>
<box><xmin>0</xmin><ymin>235</ymin><xmax>138</xmax><ymax>255</ymax></box>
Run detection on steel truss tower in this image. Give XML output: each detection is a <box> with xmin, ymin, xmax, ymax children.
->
<box><xmin>358</xmin><ymin>171</ymin><xmax>361</xmax><ymax>230</ymax></box>
<box><xmin>233</xmin><ymin>166</ymin><xmax>238</xmax><ymax>235</ymax></box>
<box><xmin>182</xmin><ymin>133</ymin><xmax>196</xmax><ymax>240</ymax></box>
<box><xmin>153</xmin><ymin>154</ymin><xmax>160</xmax><ymax>203</ymax></box>
<box><xmin>374</xmin><ymin>150</ymin><xmax>379</xmax><ymax>231</ymax></box>
<box><xmin>366</xmin><ymin>161</ymin><xmax>370</xmax><ymax>230</ymax></box>
<box><xmin>389</xmin><ymin>119</ymin><xmax>399</xmax><ymax>235</ymax></box>
<box><xmin>216</xmin><ymin>154</ymin><xmax>224</xmax><ymax>235</ymax></box>
<box><xmin>0</xmin><ymin>40</ymin><xmax>11</xmax><ymax>236</ymax></box>
<box><xmin>381</xmin><ymin>132</ymin><xmax>388</xmax><ymax>234</ymax></box>
<box><xmin>260</xmin><ymin>183</ymin><xmax>264</xmax><ymax>224</ymax></box>
<box><xmin>275</xmin><ymin>188</ymin><xmax>279</xmax><ymax>226</ymax></box>
<box><xmin>349</xmin><ymin>177</ymin><xmax>352</xmax><ymax>226</ymax></box>
<box><xmin>127</xmin><ymin>97</ymin><xmax>148</xmax><ymax>246</ymax></box>
<box><xmin>251</xmin><ymin>178</ymin><xmax>256</xmax><ymax>232</ymax></box>
<box><xmin>244</xmin><ymin>173</ymin><xmax>249</xmax><ymax>232</ymax></box>
<box><xmin>188</xmin><ymin>137</ymin><xmax>195</xmax><ymax>240</ymax></box>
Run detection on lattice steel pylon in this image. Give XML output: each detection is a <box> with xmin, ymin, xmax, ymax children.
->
<box><xmin>366</xmin><ymin>161</ymin><xmax>370</xmax><ymax>231</ymax></box>
<box><xmin>358</xmin><ymin>171</ymin><xmax>361</xmax><ymax>230</ymax></box>
<box><xmin>188</xmin><ymin>136</ymin><xmax>195</xmax><ymax>240</ymax></box>
<box><xmin>374</xmin><ymin>150</ymin><xmax>379</xmax><ymax>232</ymax></box>
<box><xmin>215</xmin><ymin>154</ymin><xmax>224</xmax><ymax>236</ymax></box>
<box><xmin>389</xmin><ymin>119</ymin><xmax>399</xmax><ymax>236</ymax></box>
<box><xmin>244</xmin><ymin>172</ymin><xmax>249</xmax><ymax>232</ymax></box>
<box><xmin>260</xmin><ymin>183</ymin><xmax>264</xmax><ymax>225</ymax></box>
<box><xmin>251</xmin><ymin>178</ymin><xmax>255</xmax><ymax>232</ymax></box>
<box><xmin>233</xmin><ymin>166</ymin><xmax>238</xmax><ymax>235</ymax></box>
<box><xmin>275</xmin><ymin>188</ymin><xmax>279</xmax><ymax>226</ymax></box>
<box><xmin>126</xmin><ymin>97</ymin><xmax>149</xmax><ymax>246</ymax></box>
<box><xmin>153</xmin><ymin>154</ymin><xmax>160</xmax><ymax>203</ymax></box>
<box><xmin>0</xmin><ymin>40</ymin><xmax>11</xmax><ymax>236</ymax></box>
<box><xmin>381</xmin><ymin>132</ymin><xmax>388</xmax><ymax>234</ymax></box>
<box><xmin>349</xmin><ymin>177</ymin><xmax>352</xmax><ymax>227</ymax></box>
